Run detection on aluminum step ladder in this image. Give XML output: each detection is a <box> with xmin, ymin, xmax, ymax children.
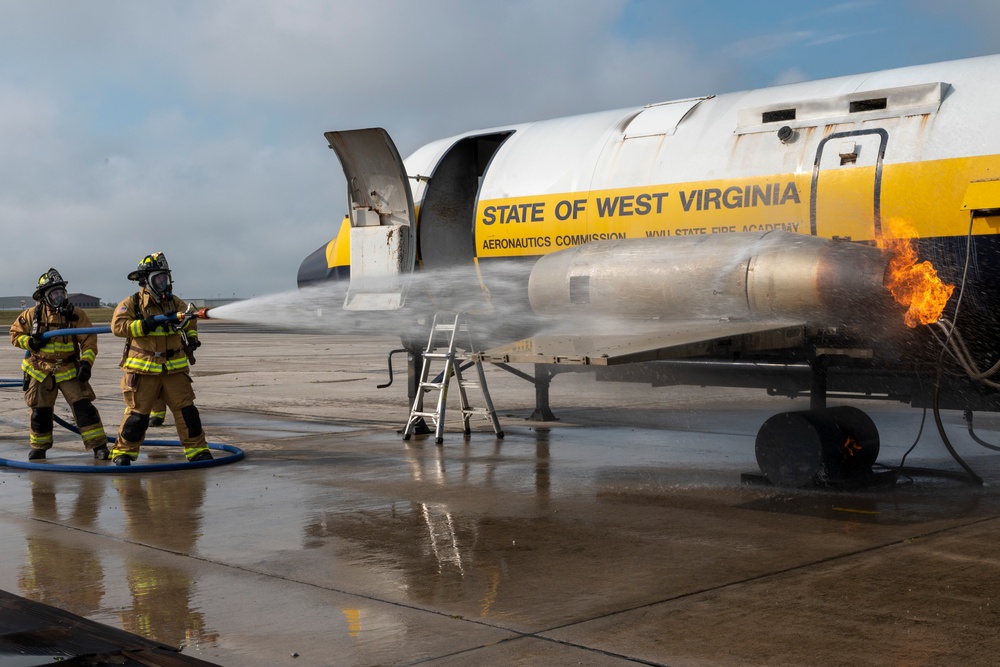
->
<box><xmin>402</xmin><ymin>312</ymin><xmax>504</xmax><ymax>445</ymax></box>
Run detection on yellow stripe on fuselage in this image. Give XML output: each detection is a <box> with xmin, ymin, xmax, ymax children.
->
<box><xmin>474</xmin><ymin>155</ymin><xmax>1000</xmax><ymax>257</ymax></box>
<box><xmin>326</xmin><ymin>215</ymin><xmax>352</xmax><ymax>268</ymax></box>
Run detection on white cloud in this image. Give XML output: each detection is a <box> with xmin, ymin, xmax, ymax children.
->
<box><xmin>770</xmin><ymin>67</ymin><xmax>809</xmax><ymax>86</ymax></box>
<box><xmin>0</xmin><ymin>0</ymin><xmax>720</xmax><ymax>301</ymax></box>
<box><xmin>0</xmin><ymin>0</ymin><xmax>998</xmax><ymax>303</ymax></box>
<box><xmin>726</xmin><ymin>32</ymin><xmax>815</xmax><ymax>60</ymax></box>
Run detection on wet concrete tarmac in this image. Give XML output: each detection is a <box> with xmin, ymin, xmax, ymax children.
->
<box><xmin>2</xmin><ymin>329</ymin><xmax>1000</xmax><ymax>665</ymax></box>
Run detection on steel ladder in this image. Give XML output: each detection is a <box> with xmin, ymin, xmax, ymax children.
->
<box><xmin>402</xmin><ymin>312</ymin><xmax>504</xmax><ymax>445</ymax></box>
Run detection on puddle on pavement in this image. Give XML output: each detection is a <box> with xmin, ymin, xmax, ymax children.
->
<box><xmin>205</xmin><ymin>411</ymin><xmax>357</xmax><ymax>439</ymax></box>
<box><xmin>3</xmin><ymin>405</ymin><xmax>1000</xmax><ymax>663</ymax></box>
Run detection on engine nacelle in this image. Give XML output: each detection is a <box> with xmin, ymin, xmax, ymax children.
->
<box><xmin>527</xmin><ymin>231</ymin><xmax>898</xmax><ymax>330</ymax></box>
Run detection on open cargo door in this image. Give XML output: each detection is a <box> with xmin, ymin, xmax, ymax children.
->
<box><xmin>325</xmin><ymin>128</ymin><xmax>416</xmax><ymax>310</ymax></box>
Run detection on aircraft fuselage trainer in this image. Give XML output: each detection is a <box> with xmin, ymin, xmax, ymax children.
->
<box><xmin>300</xmin><ymin>54</ymin><xmax>1000</xmax><ymax>487</ymax></box>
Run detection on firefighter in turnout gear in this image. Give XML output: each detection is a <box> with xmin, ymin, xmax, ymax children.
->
<box><xmin>9</xmin><ymin>269</ymin><xmax>110</xmax><ymax>460</ymax></box>
<box><xmin>111</xmin><ymin>252</ymin><xmax>211</xmax><ymax>466</ymax></box>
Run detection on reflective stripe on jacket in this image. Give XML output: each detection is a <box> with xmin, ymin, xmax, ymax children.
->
<box><xmin>9</xmin><ymin>305</ymin><xmax>98</xmax><ymax>383</ymax></box>
<box><xmin>111</xmin><ymin>290</ymin><xmax>198</xmax><ymax>375</ymax></box>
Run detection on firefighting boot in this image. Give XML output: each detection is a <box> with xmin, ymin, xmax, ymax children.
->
<box><xmin>189</xmin><ymin>450</ymin><xmax>213</xmax><ymax>462</ymax></box>
<box><xmin>113</xmin><ymin>455</ymin><xmax>132</xmax><ymax>467</ymax></box>
<box><xmin>93</xmin><ymin>445</ymin><xmax>110</xmax><ymax>460</ymax></box>
<box><xmin>28</xmin><ymin>448</ymin><xmax>46</xmax><ymax>460</ymax></box>
<box><xmin>149</xmin><ymin>416</ymin><xmax>165</xmax><ymax>427</ymax></box>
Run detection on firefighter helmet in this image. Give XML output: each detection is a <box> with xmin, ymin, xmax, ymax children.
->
<box><xmin>128</xmin><ymin>252</ymin><xmax>173</xmax><ymax>301</ymax></box>
<box><xmin>127</xmin><ymin>252</ymin><xmax>170</xmax><ymax>281</ymax></box>
<box><xmin>32</xmin><ymin>268</ymin><xmax>68</xmax><ymax>305</ymax></box>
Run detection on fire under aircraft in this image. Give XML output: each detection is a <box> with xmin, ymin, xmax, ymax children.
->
<box><xmin>298</xmin><ymin>53</ymin><xmax>1000</xmax><ymax>487</ymax></box>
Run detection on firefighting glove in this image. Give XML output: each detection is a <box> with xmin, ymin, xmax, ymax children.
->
<box><xmin>76</xmin><ymin>361</ymin><xmax>92</xmax><ymax>384</ymax></box>
<box><xmin>140</xmin><ymin>316</ymin><xmax>161</xmax><ymax>335</ymax></box>
<box><xmin>187</xmin><ymin>337</ymin><xmax>201</xmax><ymax>351</ymax></box>
<box><xmin>27</xmin><ymin>335</ymin><xmax>44</xmax><ymax>352</ymax></box>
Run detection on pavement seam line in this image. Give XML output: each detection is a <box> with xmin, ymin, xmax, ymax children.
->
<box><xmin>531</xmin><ymin>513</ymin><xmax>1000</xmax><ymax>635</ymax></box>
<box><xmin>402</xmin><ymin>634</ymin><xmax>673</xmax><ymax>667</ymax></box>
<box><xmin>18</xmin><ymin>515</ymin><xmax>674</xmax><ymax>665</ymax></box>
<box><xmin>14</xmin><ymin>503</ymin><xmax>1000</xmax><ymax>666</ymax></box>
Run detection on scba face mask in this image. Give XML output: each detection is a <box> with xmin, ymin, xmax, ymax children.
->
<box><xmin>149</xmin><ymin>271</ymin><xmax>173</xmax><ymax>300</ymax></box>
<box><xmin>45</xmin><ymin>287</ymin><xmax>68</xmax><ymax>309</ymax></box>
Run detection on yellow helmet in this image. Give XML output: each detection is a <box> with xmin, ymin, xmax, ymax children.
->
<box><xmin>32</xmin><ymin>268</ymin><xmax>68</xmax><ymax>303</ymax></box>
<box><xmin>128</xmin><ymin>252</ymin><xmax>174</xmax><ymax>302</ymax></box>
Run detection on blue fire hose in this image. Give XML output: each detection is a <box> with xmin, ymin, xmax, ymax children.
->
<box><xmin>3</xmin><ymin>313</ymin><xmax>245</xmax><ymax>472</ymax></box>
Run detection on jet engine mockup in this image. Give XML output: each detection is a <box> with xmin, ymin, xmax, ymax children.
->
<box><xmin>526</xmin><ymin>231</ymin><xmax>897</xmax><ymax>331</ymax></box>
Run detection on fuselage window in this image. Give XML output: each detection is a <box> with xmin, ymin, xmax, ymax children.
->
<box><xmin>850</xmin><ymin>98</ymin><xmax>888</xmax><ymax>113</ymax></box>
<box><xmin>762</xmin><ymin>109</ymin><xmax>796</xmax><ymax>123</ymax></box>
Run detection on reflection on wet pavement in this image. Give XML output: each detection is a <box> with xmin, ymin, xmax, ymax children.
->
<box><xmin>2</xmin><ymin>333</ymin><xmax>1000</xmax><ymax>665</ymax></box>
<box><xmin>113</xmin><ymin>474</ymin><xmax>217</xmax><ymax>647</ymax></box>
<box><xmin>20</xmin><ymin>477</ymin><xmax>106</xmax><ymax>618</ymax></box>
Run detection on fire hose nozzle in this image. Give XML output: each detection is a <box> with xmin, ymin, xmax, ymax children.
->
<box><xmin>176</xmin><ymin>304</ymin><xmax>211</xmax><ymax>321</ymax></box>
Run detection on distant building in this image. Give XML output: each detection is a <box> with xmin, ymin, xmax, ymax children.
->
<box><xmin>68</xmin><ymin>293</ymin><xmax>102</xmax><ymax>308</ymax></box>
<box><xmin>0</xmin><ymin>296</ymin><xmax>33</xmax><ymax>311</ymax></box>
<box><xmin>1</xmin><ymin>294</ymin><xmax>105</xmax><ymax>310</ymax></box>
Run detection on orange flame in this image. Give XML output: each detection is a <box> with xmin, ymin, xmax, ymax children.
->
<box><xmin>843</xmin><ymin>435</ymin><xmax>860</xmax><ymax>458</ymax></box>
<box><xmin>875</xmin><ymin>219</ymin><xmax>954</xmax><ymax>328</ymax></box>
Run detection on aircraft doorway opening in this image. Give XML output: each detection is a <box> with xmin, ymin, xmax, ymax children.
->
<box><xmin>418</xmin><ymin>132</ymin><xmax>512</xmax><ymax>271</ymax></box>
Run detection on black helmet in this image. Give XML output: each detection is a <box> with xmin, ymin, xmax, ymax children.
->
<box><xmin>128</xmin><ymin>252</ymin><xmax>173</xmax><ymax>302</ymax></box>
<box><xmin>32</xmin><ymin>268</ymin><xmax>69</xmax><ymax>307</ymax></box>
<box><xmin>127</xmin><ymin>252</ymin><xmax>170</xmax><ymax>281</ymax></box>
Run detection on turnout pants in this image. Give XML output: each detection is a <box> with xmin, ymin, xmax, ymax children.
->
<box><xmin>25</xmin><ymin>376</ymin><xmax>108</xmax><ymax>452</ymax></box>
<box><xmin>114</xmin><ymin>372</ymin><xmax>210</xmax><ymax>462</ymax></box>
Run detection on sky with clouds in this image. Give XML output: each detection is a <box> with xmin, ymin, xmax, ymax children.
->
<box><xmin>1</xmin><ymin>0</ymin><xmax>999</xmax><ymax>303</ymax></box>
